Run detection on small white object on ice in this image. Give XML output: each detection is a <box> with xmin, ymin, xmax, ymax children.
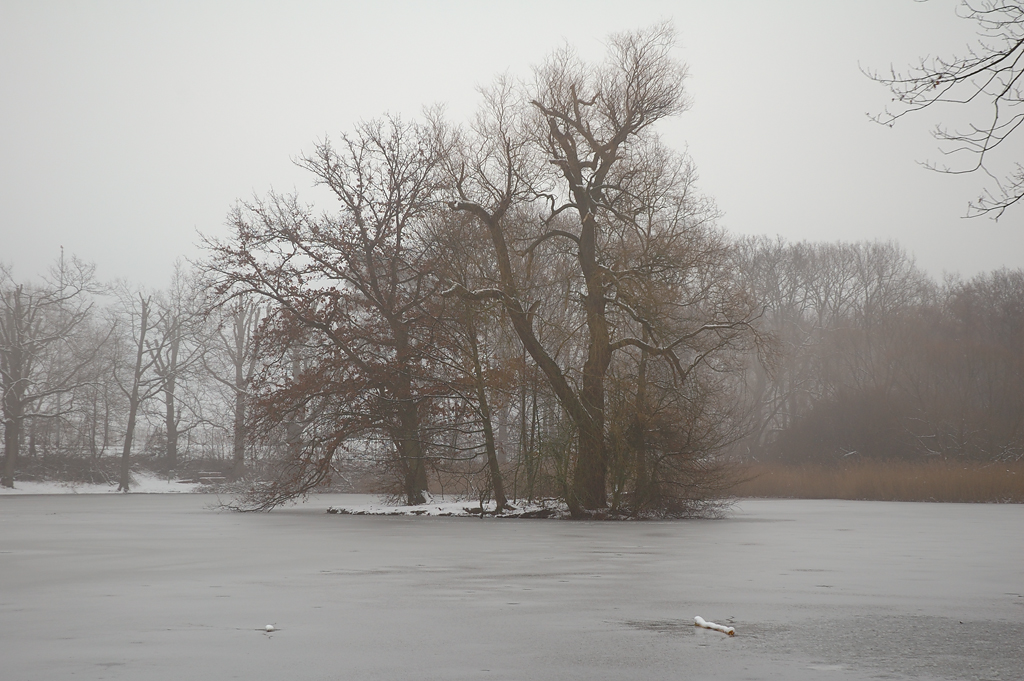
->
<box><xmin>265</xmin><ymin>624</ymin><xmax>275</xmax><ymax>632</ymax></box>
<box><xmin>694</xmin><ymin>615</ymin><xmax>735</xmax><ymax>636</ymax></box>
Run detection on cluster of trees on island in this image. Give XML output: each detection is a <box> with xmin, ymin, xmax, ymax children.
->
<box><xmin>3</xmin><ymin>22</ymin><xmax>1023</xmax><ymax>514</ymax></box>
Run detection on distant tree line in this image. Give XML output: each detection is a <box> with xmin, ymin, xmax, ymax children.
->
<box><xmin>0</xmin><ymin>257</ymin><xmax>263</xmax><ymax>492</ymax></box>
<box><xmin>3</xmin><ymin>25</ymin><xmax>1021</xmax><ymax>515</ymax></box>
<box><xmin>734</xmin><ymin>238</ymin><xmax>1024</xmax><ymax>466</ymax></box>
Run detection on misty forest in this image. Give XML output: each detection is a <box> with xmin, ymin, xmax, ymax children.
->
<box><xmin>3</xmin><ymin>23</ymin><xmax>1023</xmax><ymax>515</ymax></box>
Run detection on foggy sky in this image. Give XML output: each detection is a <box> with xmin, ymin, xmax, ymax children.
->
<box><xmin>2</xmin><ymin>0</ymin><xmax>1021</xmax><ymax>288</ymax></box>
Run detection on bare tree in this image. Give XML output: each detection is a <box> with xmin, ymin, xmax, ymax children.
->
<box><xmin>112</xmin><ymin>289</ymin><xmax>177</xmax><ymax>491</ymax></box>
<box><xmin>148</xmin><ymin>264</ymin><xmax>208</xmax><ymax>472</ymax></box>
<box><xmin>868</xmin><ymin>1</ymin><xmax>1024</xmax><ymax>218</ymax></box>
<box><xmin>205</xmin><ymin>116</ymin><xmax>450</xmax><ymax>507</ymax></box>
<box><xmin>204</xmin><ymin>295</ymin><xmax>264</xmax><ymax>480</ymax></box>
<box><xmin>448</xmin><ymin>24</ymin><xmax>755</xmax><ymax>512</ymax></box>
<box><xmin>1</xmin><ymin>257</ymin><xmax>100</xmax><ymax>487</ymax></box>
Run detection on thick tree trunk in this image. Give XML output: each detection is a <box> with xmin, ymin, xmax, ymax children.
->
<box><xmin>396</xmin><ymin>399</ymin><xmax>428</xmax><ymax>506</ymax></box>
<box><xmin>480</xmin><ymin>409</ymin><xmax>508</xmax><ymax>511</ymax></box>
<box><xmin>573</xmin><ymin>213</ymin><xmax>612</xmax><ymax>510</ymax></box>
<box><xmin>390</xmin><ymin>325</ymin><xmax>429</xmax><ymax>506</ymax></box>
<box><xmin>573</xmin><ymin>409</ymin><xmax>606</xmax><ymax>510</ymax></box>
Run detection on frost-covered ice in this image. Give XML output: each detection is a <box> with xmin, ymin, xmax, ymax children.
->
<box><xmin>1</xmin><ymin>495</ymin><xmax>1021</xmax><ymax>681</ymax></box>
<box><xmin>694</xmin><ymin>615</ymin><xmax>735</xmax><ymax>635</ymax></box>
<box><xmin>0</xmin><ymin>471</ymin><xmax>200</xmax><ymax>495</ymax></box>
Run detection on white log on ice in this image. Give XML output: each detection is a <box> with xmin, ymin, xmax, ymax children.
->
<box><xmin>694</xmin><ymin>615</ymin><xmax>735</xmax><ymax>636</ymax></box>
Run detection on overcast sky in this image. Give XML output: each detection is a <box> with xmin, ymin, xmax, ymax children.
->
<box><xmin>2</xmin><ymin>0</ymin><xmax>1021</xmax><ymax>288</ymax></box>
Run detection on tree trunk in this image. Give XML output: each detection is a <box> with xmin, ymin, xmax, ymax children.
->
<box><xmin>527</xmin><ymin>374</ymin><xmax>539</xmax><ymax>501</ymax></box>
<box><xmin>88</xmin><ymin>393</ymin><xmax>98</xmax><ymax>460</ymax></box>
<box><xmin>396</xmin><ymin>399</ymin><xmax>428</xmax><ymax>505</ymax></box>
<box><xmin>228</xmin><ymin>302</ymin><xmax>256</xmax><ymax>481</ymax></box>
<box><xmin>466</xmin><ymin>312</ymin><xmax>508</xmax><ymax>512</ymax></box>
<box><xmin>1</xmin><ymin>409</ymin><xmax>19</xmax><ymax>488</ymax></box>
<box><xmin>631</xmin><ymin>345</ymin><xmax>651</xmax><ymax>513</ymax></box>
<box><xmin>161</xmin><ymin>322</ymin><xmax>181</xmax><ymax>472</ymax></box>
<box><xmin>164</xmin><ymin>380</ymin><xmax>177</xmax><ymax>471</ymax></box>
<box><xmin>231</xmin><ymin>386</ymin><xmax>246</xmax><ymax>480</ymax></box>
<box><xmin>118</xmin><ymin>395</ymin><xmax>140</xmax><ymax>492</ymax></box>
<box><xmin>480</xmin><ymin>410</ymin><xmax>508</xmax><ymax>511</ymax></box>
<box><xmin>118</xmin><ymin>298</ymin><xmax>149</xmax><ymax>492</ymax></box>
<box><xmin>102</xmin><ymin>382</ymin><xmax>110</xmax><ymax>451</ymax></box>
<box><xmin>573</xmin><ymin>411</ymin><xmax>606</xmax><ymax>510</ymax></box>
<box><xmin>1</xmin><ymin>291</ymin><xmax>25</xmax><ymax>487</ymax></box>
<box><xmin>573</xmin><ymin>212</ymin><xmax>612</xmax><ymax>511</ymax></box>
<box><xmin>389</xmin><ymin>324</ymin><xmax>428</xmax><ymax>506</ymax></box>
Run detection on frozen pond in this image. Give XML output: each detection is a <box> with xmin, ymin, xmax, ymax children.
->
<box><xmin>1</xmin><ymin>495</ymin><xmax>1021</xmax><ymax>680</ymax></box>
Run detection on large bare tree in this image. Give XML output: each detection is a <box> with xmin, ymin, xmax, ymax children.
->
<box><xmin>206</xmin><ymin>117</ymin><xmax>450</xmax><ymax>507</ymax></box>
<box><xmin>448</xmin><ymin>24</ymin><xmax>755</xmax><ymax>512</ymax></box>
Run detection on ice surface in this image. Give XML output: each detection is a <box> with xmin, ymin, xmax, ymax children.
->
<box><xmin>1</xmin><ymin>495</ymin><xmax>1021</xmax><ymax>681</ymax></box>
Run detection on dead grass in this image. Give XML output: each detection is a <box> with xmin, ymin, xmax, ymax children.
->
<box><xmin>731</xmin><ymin>460</ymin><xmax>1024</xmax><ymax>503</ymax></box>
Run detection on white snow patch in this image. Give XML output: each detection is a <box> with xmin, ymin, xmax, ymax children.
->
<box><xmin>694</xmin><ymin>615</ymin><xmax>735</xmax><ymax>636</ymax></box>
<box><xmin>326</xmin><ymin>497</ymin><xmax>564</xmax><ymax>518</ymax></box>
<box><xmin>0</xmin><ymin>471</ymin><xmax>201</xmax><ymax>495</ymax></box>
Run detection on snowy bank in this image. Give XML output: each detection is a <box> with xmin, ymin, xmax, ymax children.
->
<box><xmin>326</xmin><ymin>495</ymin><xmax>565</xmax><ymax>518</ymax></box>
<box><xmin>0</xmin><ymin>472</ymin><xmax>201</xmax><ymax>495</ymax></box>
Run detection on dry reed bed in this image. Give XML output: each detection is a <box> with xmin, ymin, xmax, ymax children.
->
<box><xmin>731</xmin><ymin>460</ymin><xmax>1024</xmax><ymax>503</ymax></box>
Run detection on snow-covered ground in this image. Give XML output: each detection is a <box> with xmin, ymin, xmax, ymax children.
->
<box><xmin>326</xmin><ymin>494</ymin><xmax>565</xmax><ymax>517</ymax></box>
<box><xmin>1</xmin><ymin>495</ymin><xmax>1021</xmax><ymax>680</ymax></box>
<box><xmin>0</xmin><ymin>471</ymin><xmax>201</xmax><ymax>495</ymax></box>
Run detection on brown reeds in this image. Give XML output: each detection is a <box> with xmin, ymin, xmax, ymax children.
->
<box><xmin>731</xmin><ymin>459</ymin><xmax>1024</xmax><ymax>503</ymax></box>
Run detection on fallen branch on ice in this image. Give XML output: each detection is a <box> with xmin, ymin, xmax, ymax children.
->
<box><xmin>694</xmin><ymin>616</ymin><xmax>735</xmax><ymax>636</ymax></box>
